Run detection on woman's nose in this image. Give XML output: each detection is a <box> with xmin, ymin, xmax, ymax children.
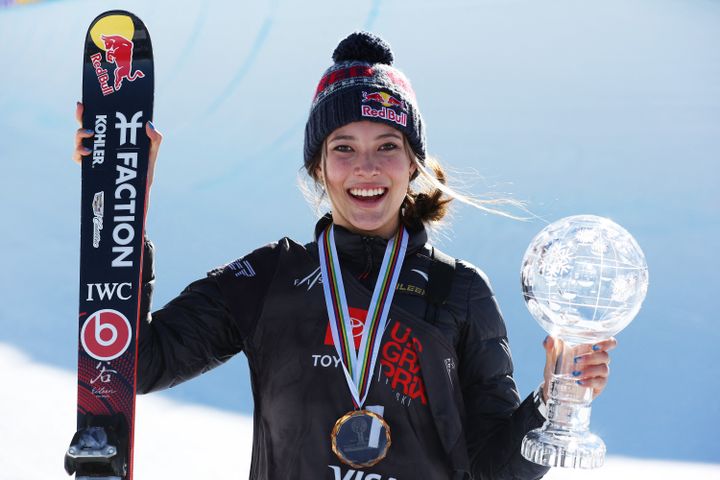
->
<box><xmin>354</xmin><ymin>152</ymin><xmax>379</xmax><ymax>175</ymax></box>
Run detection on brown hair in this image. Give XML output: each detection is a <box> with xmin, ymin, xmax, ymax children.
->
<box><xmin>400</xmin><ymin>139</ymin><xmax>452</xmax><ymax>229</ymax></box>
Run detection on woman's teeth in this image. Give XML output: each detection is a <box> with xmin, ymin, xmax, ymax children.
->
<box><xmin>349</xmin><ymin>188</ymin><xmax>386</xmax><ymax>197</ymax></box>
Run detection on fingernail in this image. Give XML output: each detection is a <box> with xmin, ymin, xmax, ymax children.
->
<box><xmin>576</xmin><ymin>380</ymin><xmax>584</xmax><ymax>385</ymax></box>
<box><xmin>592</xmin><ymin>344</ymin><xmax>601</xmax><ymax>351</ymax></box>
<box><xmin>148</xmin><ymin>121</ymin><xmax>155</xmax><ymax>130</ymax></box>
<box><xmin>574</xmin><ymin>356</ymin><xmax>581</xmax><ymax>364</ymax></box>
<box><xmin>543</xmin><ymin>336</ymin><xmax>548</xmax><ymax>346</ymax></box>
<box><xmin>85</xmin><ymin>129</ymin><xmax>94</xmax><ymax>134</ymax></box>
<box><xmin>76</xmin><ymin>101</ymin><xmax>81</xmax><ymax>106</ymax></box>
<box><xmin>572</xmin><ymin>370</ymin><xmax>582</xmax><ymax>377</ymax></box>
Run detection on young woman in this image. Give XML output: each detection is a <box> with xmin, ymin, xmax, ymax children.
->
<box><xmin>74</xmin><ymin>32</ymin><xmax>615</xmax><ymax>480</ymax></box>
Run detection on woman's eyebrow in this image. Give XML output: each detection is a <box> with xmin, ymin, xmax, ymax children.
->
<box><xmin>328</xmin><ymin>132</ymin><xmax>402</xmax><ymax>142</ymax></box>
<box><xmin>375</xmin><ymin>132</ymin><xmax>402</xmax><ymax>140</ymax></box>
<box><xmin>328</xmin><ymin>134</ymin><xmax>355</xmax><ymax>142</ymax></box>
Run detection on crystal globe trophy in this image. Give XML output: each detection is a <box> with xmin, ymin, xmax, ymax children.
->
<box><xmin>520</xmin><ymin>215</ymin><xmax>648</xmax><ymax>468</ymax></box>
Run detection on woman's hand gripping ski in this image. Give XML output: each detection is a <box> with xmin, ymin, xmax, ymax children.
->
<box><xmin>73</xmin><ymin>101</ymin><xmax>163</xmax><ymax>191</ymax></box>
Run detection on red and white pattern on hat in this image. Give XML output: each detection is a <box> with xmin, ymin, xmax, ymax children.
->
<box><xmin>312</xmin><ymin>61</ymin><xmax>417</xmax><ymax>108</ymax></box>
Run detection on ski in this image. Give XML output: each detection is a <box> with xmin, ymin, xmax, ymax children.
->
<box><xmin>65</xmin><ymin>10</ymin><xmax>154</xmax><ymax>480</ymax></box>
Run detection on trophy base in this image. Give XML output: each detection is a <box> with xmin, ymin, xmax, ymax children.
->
<box><xmin>521</xmin><ymin>427</ymin><xmax>605</xmax><ymax>469</ymax></box>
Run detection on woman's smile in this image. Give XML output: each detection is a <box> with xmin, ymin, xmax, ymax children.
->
<box><xmin>347</xmin><ymin>187</ymin><xmax>388</xmax><ymax>199</ymax></box>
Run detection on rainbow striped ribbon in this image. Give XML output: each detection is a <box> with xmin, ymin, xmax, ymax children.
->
<box><xmin>318</xmin><ymin>225</ymin><xmax>408</xmax><ymax>409</ymax></box>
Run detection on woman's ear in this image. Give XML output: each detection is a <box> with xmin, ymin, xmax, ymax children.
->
<box><xmin>409</xmin><ymin>158</ymin><xmax>418</xmax><ymax>179</ymax></box>
<box><xmin>315</xmin><ymin>163</ymin><xmax>325</xmax><ymax>187</ymax></box>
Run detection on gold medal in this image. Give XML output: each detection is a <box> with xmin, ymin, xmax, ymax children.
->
<box><xmin>331</xmin><ymin>410</ymin><xmax>391</xmax><ymax>469</ymax></box>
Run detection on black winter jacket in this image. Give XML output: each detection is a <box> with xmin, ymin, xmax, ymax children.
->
<box><xmin>137</xmin><ymin>216</ymin><xmax>550</xmax><ymax>480</ymax></box>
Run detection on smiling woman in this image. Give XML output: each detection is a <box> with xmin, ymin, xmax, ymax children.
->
<box><xmin>71</xmin><ymin>30</ymin><xmax>616</xmax><ymax>480</ymax></box>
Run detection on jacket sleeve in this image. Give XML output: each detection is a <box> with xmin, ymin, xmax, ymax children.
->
<box><xmin>460</xmin><ymin>269</ymin><xmax>550</xmax><ymax>480</ymax></box>
<box><xmin>136</xmin><ymin>238</ymin><xmax>280</xmax><ymax>394</ymax></box>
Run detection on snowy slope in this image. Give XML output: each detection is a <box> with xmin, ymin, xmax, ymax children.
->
<box><xmin>0</xmin><ymin>0</ymin><xmax>719</xmax><ymax>468</ymax></box>
<box><xmin>2</xmin><ymin>343</ymin><xmax>718</xmax><ymax>479</ymax></box>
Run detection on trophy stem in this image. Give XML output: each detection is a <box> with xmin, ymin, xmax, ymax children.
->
<box><xmin>521</xmin><ymin>342</ymin><xmax>606</xmax><ymax>469</ymax></box>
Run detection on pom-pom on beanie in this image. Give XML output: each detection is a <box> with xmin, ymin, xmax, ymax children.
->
<box><xmin>303</xmin><ymin>31</ymin><xmax>426</xmax><ymax>171</ymax></box>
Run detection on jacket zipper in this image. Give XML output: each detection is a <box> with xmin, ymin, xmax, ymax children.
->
<box><xmin>358</xmin><ymin>237</ymin><xmax>374</xmax><ymax>280</ymax></box>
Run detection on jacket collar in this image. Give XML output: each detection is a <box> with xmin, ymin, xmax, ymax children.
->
<box><xmin>313</xmin><ymin>213</ymin><xmax>428</xmax><ymax>271</ymax></box>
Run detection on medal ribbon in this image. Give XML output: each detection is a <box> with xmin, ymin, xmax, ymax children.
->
<box><xmin>319</xmin><ymin>224</ymin><xmax>408</xmax><ymax>408</ymax></box>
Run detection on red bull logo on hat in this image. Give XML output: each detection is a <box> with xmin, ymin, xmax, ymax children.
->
<box><xmin>362</xmin><ymin>91</ymin><xmax>408</xmax><ymax>111</ymax></box>
<box><xmin>361</xmin><ymin>91</ymin><xmax>408</xmax><ymax>127</ymax></box>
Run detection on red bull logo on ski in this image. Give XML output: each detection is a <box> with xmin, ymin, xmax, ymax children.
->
<box><xmin>88</xmin><ymin>15</ymin><xmax>145</xmax><ymax>96</ymax></box>
<box><xmin>361</xmin><ymin>91</ymin><xmax>408</xmax><ymax>127</ymax></box>
<box><xmin>90</xmin><ymin>35</ymin><xmax>144</xmax><ymax>96</ymax></box>
<box><xmin>101</xmin><ymin>34</ymin><xmax>145</xmax><ymax>91</ymax></box>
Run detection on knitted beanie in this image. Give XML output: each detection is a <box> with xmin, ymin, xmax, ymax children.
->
<box><xmin>303</xmin><ymin>31</ymin><xmax>426</xmax><ymax>171</ymax></box>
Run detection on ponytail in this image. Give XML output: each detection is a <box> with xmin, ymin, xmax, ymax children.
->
<box><xmin>401</xmin><ymin>155</ymin><xmax>451</xmax><ymax>229</ymax></box>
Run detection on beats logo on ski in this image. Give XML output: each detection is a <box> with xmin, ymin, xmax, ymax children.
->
<box><xmin>81</xmin><ymin>309</ymin><xmax>132</xmax><ymax>361</ymax></box>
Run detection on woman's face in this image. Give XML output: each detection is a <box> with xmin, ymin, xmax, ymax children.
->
<box><xmin>318</xmin><ymin>121</ymin><xmax>416</xmax><ymax>239</ymax></box>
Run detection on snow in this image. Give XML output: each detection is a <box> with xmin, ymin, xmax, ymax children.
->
<box><xmin>0</xmin><ymin>342</ymin><xmax>253</xmax><ymax>479</ymax></box>
<box><xmin>2</xmin><ymin>342</ymin><xmax>718</xmax><ymax>479</ymax></box>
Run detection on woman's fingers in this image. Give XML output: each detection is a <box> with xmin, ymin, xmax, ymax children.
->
<box><xmin>75</xmin><ymin>101</ymin><xmax>83</xmax><ymax>125</ymax></box>
<box><xmin>573</xmin><ymin>350</ymin><xmax>610</xmax><ymax>368</ymax></box>
<box><xmin>73</xmin><ymin>126</ymin><xmax>94</xmax><ymax>165</ymax></box>
<box><xmin>576</xmin><ymin>375</ymin><xmax>608</xmax><ymax>396</ymax></box>
<box><xmin>585</xmin><ymin>337</ymin><xmax>617</xmax><ymax>352</ymax></box>
<box><xmin>572</xmin><ymin>337</ymin><xmax>616</xmax><ymax>399</ymax></box>
<box><xmin>570</xmin><ymin>338</ymin><xmax>617</xmax><ymax>358</ymax></box>
<box><xmin>541</xmin><ymin>336</ymin><xmax>560</xmax><ymax>402</ymax></box>
<box><xmin>74</xmin><ymin>101</ymin><xmax>92</xmax><ymax>164</ymax></box>
<box><xmin>571</xmin><ymin>337</ymin><xmax>616</xmax><ymax>369</ymax></box>
<box><xmin>146</xmin><ymin>121</ymin><xmax>162</xmax><ymax>149</ymax></box>
<box><xmin>591</xmin><ymin>338</ymin><xmax>617</xmax><ymax>353</ymax></box>
<box><xmin>144</xmin><ymin>121</ymin><xmax>162</xmax><ymax>189</ymax></box>
<box><xmin>572</xmin><ymin>362</ymin><xmax>609</xmax><ymax>380</ymax></box>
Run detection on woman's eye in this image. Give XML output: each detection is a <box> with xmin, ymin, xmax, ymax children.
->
<box><xmin>379</xmin><ymin>143</ymin><xmax>398</xmax><ymax>151</ymax></box>
<box><xmin>333</xmin><ymin>145</ymin><xmax>353</xmax><ymax>153</ymax></box>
